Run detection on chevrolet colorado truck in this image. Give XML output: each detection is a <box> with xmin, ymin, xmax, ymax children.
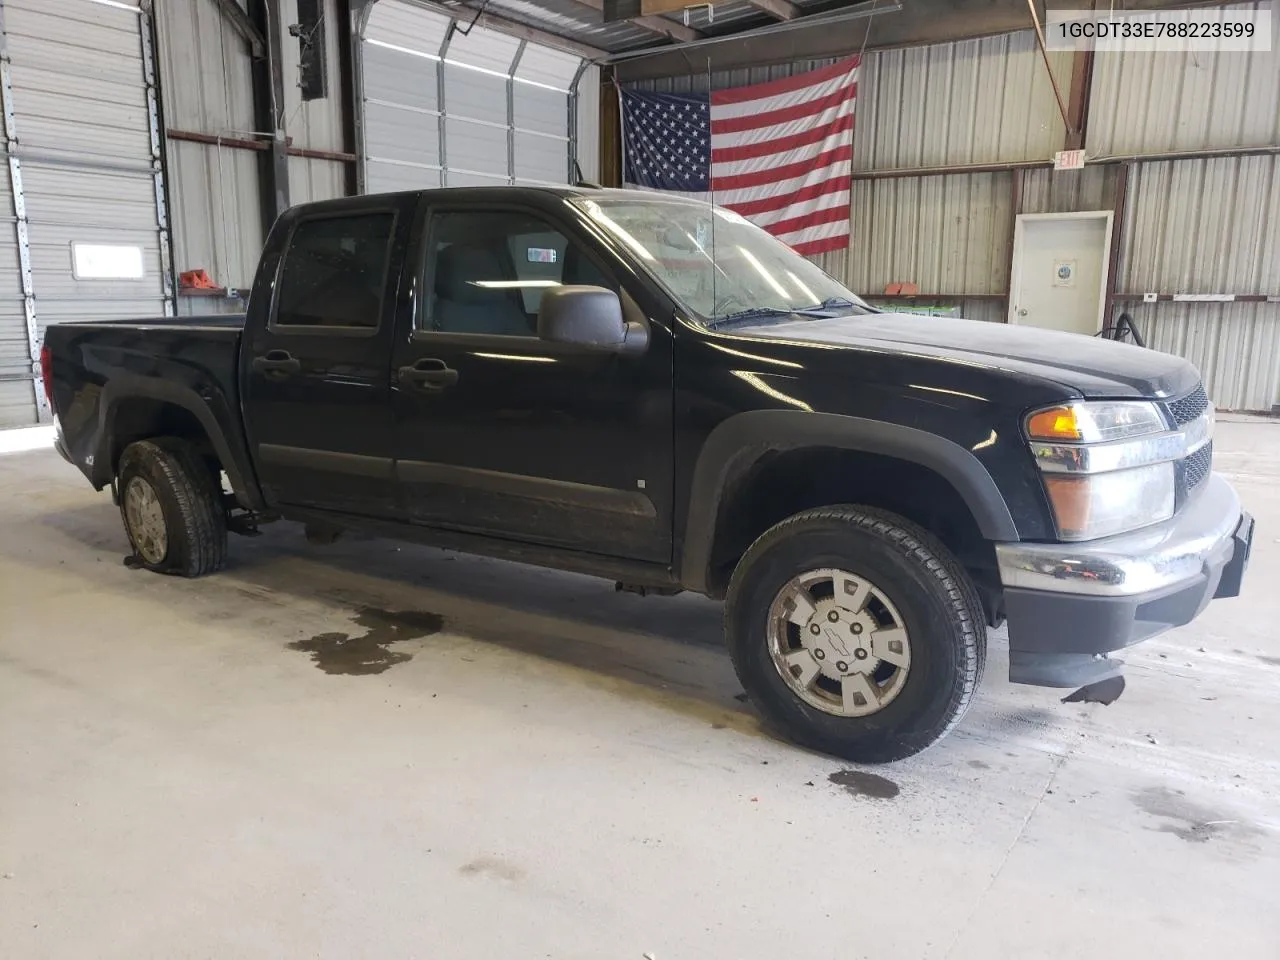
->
<box><xmin>42</xmin><ymin>187</ymin><xmax>1253</xmax><ymax>762</ymax></box>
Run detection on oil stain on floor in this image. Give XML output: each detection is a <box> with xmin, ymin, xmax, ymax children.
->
<box><xmin>289</xmin><ymin>606</ymin><xmax>445</xmax><ymax>675</ymax></box>
<box><xmin>829</xmin><ymin>769</ymin><xmax>900</xmax><ymax>799</ymax></box>
<box><xmin>1131</xmin><ymin>786</ymin><xmax>1257</xmax><ymax>845</ymax></box>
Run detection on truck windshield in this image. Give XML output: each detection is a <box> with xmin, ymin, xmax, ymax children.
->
<box><xmin>572</xmin><ymin>196</ymin><xmax>872</xmax><ymax>327</ymax></box>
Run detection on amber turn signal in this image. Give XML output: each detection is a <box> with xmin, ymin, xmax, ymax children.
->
<box><xmin>1042</xmin><ymin>475</ymin><xmax>1091</xmax><ymax>539</ymax></box>
<box><xmin>1026</xmin><ymin>406</ymin><xmax>1082</xmax><ymax>441</ymax></box>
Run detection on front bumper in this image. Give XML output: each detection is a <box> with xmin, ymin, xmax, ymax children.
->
<box><xmin>995</xmin><ymin>473</ymin><xmax>1253</xmax><ymax>687</ymax></box>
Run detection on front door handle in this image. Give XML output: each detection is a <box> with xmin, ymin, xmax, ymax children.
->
<box><xmin>252</xmin><ymin>349</ymin><xmax>301</xmax><ymax>379</ymax></box>
<box><xmin>398</xmin><ymin>358</ymin><xmax>458</xmax><ymax>392</ymax></box>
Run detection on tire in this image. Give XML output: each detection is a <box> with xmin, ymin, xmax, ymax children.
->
<box><xmin>725</xmin><ymin>505</ymin><xmax>985</xmax><ymax>763</ymax></box>
<box><xmin>117</xmin><ymin>438</ymin><xmax>227</xmax><ymax>577</ymax></box>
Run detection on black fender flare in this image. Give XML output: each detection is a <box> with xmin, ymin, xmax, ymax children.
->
<box><xmin>678</xmin><ymin>410</ymin><xmax>1019</xmax><ymax>594</ymax></box>
<box><xmin>96</xmin><ymin>374</ymin><xmax>263</xmax><ymax>511</ymax></box>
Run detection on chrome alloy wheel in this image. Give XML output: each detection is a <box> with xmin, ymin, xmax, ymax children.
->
<box><xmin>123</xmin><ymin>476</ymin><xmax>168</xmax><ymax>564</ymax></box>
<box><xmin>766</xmin><ymin>568</ymin><xmax>912</xmax><ymax>717</ymax></box>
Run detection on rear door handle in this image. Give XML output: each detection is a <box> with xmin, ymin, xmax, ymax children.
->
<box><xmin>398</xmin><ymin>358</ymin><xmax>458</xmax><ymax>392</ymax></box>
<box><xmin>252</xmin><ymin>350</ymin><xmax>301</xmax><ymax>378</ymax></box>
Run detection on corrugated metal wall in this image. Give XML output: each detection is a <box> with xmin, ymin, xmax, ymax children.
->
<box><xmin>1119</xmin><ymin>154</ymin><xmax>1280</xmax><ymax>411</ymax></box>
<box><xmin>1089</xmin><ymin>1</ymin><xmax>1280</xmax><ymax>156</ymax></box>
<box><xmin>627</xmin><ymin>6</ymin><xmax>1280</xmax><ymax>410</ymax></box>
<box><xmin>853</xmin><ymin>33</ymin><xmax>1070</xmax><ymax>170</ymax></box>
<box><xmin>360</xmin><ymin>0</ymin><xmax>590</xmax><ymax>193</ymax></box>
<box><xmin>157</xmin><ymin>0</ymin><xmax>348</xmax><ymax>311</ymax></box>
<box><xmin>1086</xmin><ymin>1</ymin><xmax>1280</xmax><ymax>411</ymax></box>
<box><xmin>847</xmin><ymin>172</ymin><xmax>1011</xmax><ymax>295</ymax></box>
<box><xmin>156</xmin><ymin>0</ymin><xmax>262</xmax><ymax>300</ymax></box>
<box><xmin>283</xmin><ymin>0</ymin><xmax>347</xmax><ymax>205</ymax></box>
<box><xmin>1020</xmin><ymin>165</ymin><xmax>1119</xmax><ymax>215</ymax></box>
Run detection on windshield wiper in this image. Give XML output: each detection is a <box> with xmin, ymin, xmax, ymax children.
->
<box><xmin>794</xmin><ymin>297</ymin><xmax>872</xmax><ymax>315</ymax></box>
<box><xmin>708</xmin><ymin>298</ymin><xmax>871</xmax><ymax>330</ymax></box>
<box><xmin>705</xmin><ymin>307</ymin><xmax>798</xmax><ymax>330</ymax></box>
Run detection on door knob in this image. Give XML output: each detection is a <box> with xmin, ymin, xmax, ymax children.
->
<box><xmin>1017</xmin><ymin>308</ymin><xmax>1029</xmax><ymax>317</ymax></box>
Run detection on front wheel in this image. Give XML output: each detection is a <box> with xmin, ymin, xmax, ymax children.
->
<box><xmin>725</xmin><ymin>506</ymin><xmax>985</xmax><ymax>763</ymax></box>
<box><xmin>118</xmin><ymin>438</ymin><xmax>227</xmax><ymax>577</ymax></box>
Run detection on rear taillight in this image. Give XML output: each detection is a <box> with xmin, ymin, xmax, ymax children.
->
<box><xmin>39</xmin><ymin>344</ymin><xmax>53</xmax><ymax>409</ymax></box>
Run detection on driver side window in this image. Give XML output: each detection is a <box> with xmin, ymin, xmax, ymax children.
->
<box><xmin>422</xmin><ymin>210</ymin><xmax>613</xmax><ymax>336</ymax></box>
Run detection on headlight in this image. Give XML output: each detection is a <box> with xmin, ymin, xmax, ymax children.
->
<box><xmin>1042</xmin><ymin>462</ymin><xmax>1175</xmax><ymax>540</ymax></box>
<box><xmin>1024</xmin><ymin>400</ymin><xmax>1198</xmax><ymax>540</ymax></box>
<box><xmin>1026</xmin><ymin>401</ymin><xmax>1166</xmax><ymax>442</ymax></box>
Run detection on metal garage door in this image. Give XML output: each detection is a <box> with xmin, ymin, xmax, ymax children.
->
<box><xmin>359</xmin><ymin>0</ymin><xmax>586</xmax><ymax>193</ymax></box>
<box><xmin>0</xmin><ymin>0</ymin><xmax>171</xmax><ymax>427</ymax></box>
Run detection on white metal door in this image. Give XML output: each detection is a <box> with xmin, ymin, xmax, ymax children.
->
<box><xmin>1009</xmin><ymin>212</ymin><xmax>1112</xmax><ymax>336</ymax></box>
<box><xmin>0</xmin><ymin>0</ymin><xmax>170</xmax><ymax>427</ymax></box>
<box><xmin>359</xmin><ymin>0</ymin><xmax>585</xmax><ymax>193</ymax></box>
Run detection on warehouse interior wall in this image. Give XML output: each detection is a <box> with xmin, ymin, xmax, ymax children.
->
<box><xmin>153</xmin><ymin>0</ymin><xmax>598</xmax><ymax>322</ymax></box>
<box><xmin>157</xmin><ymin>0</ymin><xmax>351</xmax><ymax>314</ymax></box>
<box><xmin>10</xmin><ymin>1</ymin><xmax>1261</xmax><ymax>417</ymax></box>
<box><xmin>156</xmin><ymin>0</ymin><xmax>264</xmax><ymax>304</ymax></box>
<box><xmin>623</xmin><ymin>1</ymin><xmax>1279</xmax><ymax>411</ymax></box>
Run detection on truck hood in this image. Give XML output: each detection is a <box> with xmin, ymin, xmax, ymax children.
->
<box><xmin>742</xmin><ymin>312</ymin><xmax>1199</xmax><ymax>399</ymax></box>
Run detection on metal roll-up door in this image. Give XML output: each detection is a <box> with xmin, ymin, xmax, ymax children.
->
<box><xmin>359</xmin><ymin>0</ymin><xmax>584</xmax><ymax>194</ymax></box>
<box><xmin>0</xmin><ymin>0</ymin><xmax>171</xmax><ymax>427</ymax></box>
<box><xmin>0</xmin><ymin>129</ymin><xmax>29</xmax><ymax>427</ymax></box>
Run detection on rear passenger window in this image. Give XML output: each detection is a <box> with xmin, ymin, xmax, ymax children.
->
<box><xmin>274</xmin><ymin>213</ymin><xmax>394</xmax><ymax>329</ymax></box>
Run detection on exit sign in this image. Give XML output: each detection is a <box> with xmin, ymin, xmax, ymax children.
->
<box><xmin>1054</xmin><ymin>149</ymin><xmax>1086</xmax><ymax>170</ymax></box>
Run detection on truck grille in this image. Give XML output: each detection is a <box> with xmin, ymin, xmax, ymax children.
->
<box><xmin>1183</xmin><ymin>441</ymin><xmax>1212</xmax><ymax>491</ymax></box>
<box><xmin>1168</xmin><ymin>384</ymin><xmax>1208</xmax><ymax>425</ymax></box>
<box><xmin>1166</xmin><ymin>384</ymin><xmax>1212</xmax><ymax>502</ymax></box>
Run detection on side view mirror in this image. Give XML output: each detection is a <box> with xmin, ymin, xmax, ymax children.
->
<box><xmin>537</xmin><ymin>285</ymin><xmax>649</xmax><ymax>356</ymax></box>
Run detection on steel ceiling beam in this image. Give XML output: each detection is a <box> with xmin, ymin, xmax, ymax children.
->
<box><xmin>747</xmin><ymin>0</ymin><xmax>799</xmax><ymax>19</ymax></box>
<box><xmin>602</xmin><ymin>0</ymin><xmax>900</xmax><ymax>62</ymax></box>
<box><xmin>569</xmin><ymin>0</ymin><xmax>703</xmax><ymax>44</ymax></box>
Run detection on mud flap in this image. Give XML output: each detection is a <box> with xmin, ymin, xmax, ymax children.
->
<box><xmin>1009</xmin><ymin>651</ymin><xmax>1124</xmax><ymax>688</ymax></box>
<box><xmin>1061</xmin><ymin>674</ymin><xmax>1126</xmax><ymax>705</ymax></box>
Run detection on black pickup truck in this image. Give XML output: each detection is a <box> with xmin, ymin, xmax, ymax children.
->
<box><xmin>43</xmin><ymin>187</ymin><xmax>1253</xmax><ymax>762</ymax></box>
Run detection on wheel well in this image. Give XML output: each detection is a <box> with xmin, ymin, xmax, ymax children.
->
<box><xmin>704</xmin><ymin>446</ymin><xmax>998</xmax><ymax>599</ymax></box>
<box><xmin>109</xmin><ymin>399</ymin><xmax>219</xmax><ymax>478</ymax></box>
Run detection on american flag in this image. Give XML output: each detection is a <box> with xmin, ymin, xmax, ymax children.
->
<box><xmin>621</xmin><ymin>58</ymin><xmax>858</xmax><ymax>257</ymax></box>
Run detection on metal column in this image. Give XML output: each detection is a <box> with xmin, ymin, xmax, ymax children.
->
<box><xmin>437</xmin><ymin>21</ymin><xmax>454</xmax><ymax>185</ymax></box>
<box><xmin>139</xmin><ymin>5</ymin><xmax>175</xmax><ymax>315</ymax></box>
<box><xmin>350</xmin><ymin>0</ymin><xmax>376</xmax><ymax>194</ymax></box>
<box><xmin>567</xmin><ymin>59</ymin><xmax>589</xmax><ymax>184</ymax></box>
<box><xmin>507</xmin><ymin>40</ymin><xmax>526</xmax><ymax>185</ymax></box>
<box><xmin>0</xmin><ymin>0</ymin><xmax>48</xmax><ymax>421</ymax></box>
<box><xmin>264</xmin><ymin>0</ymin><xmax>291</xmax><ymax>216</ymax></box>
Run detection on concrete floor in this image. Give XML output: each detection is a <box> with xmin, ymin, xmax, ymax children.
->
<box><xmin>2</xmin><ymin>420</ymin><xmax>1278</xmax><ymax>960</ymax></box>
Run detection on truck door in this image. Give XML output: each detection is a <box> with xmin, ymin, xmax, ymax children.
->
<box><xmin>242</xmin><ymin>199</ymin><xmax>408</xmax><ymax>516</ymax></box>
<box><xmin>390</xmin><ymin>200</ymin><xmax>674</xmax><ymax>563</ymax></box>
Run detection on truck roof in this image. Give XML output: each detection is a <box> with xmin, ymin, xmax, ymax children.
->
<box><xmin>285</xmin><ymin>185</ymin><xmax>711</xmax><ymax>217</ymax></box>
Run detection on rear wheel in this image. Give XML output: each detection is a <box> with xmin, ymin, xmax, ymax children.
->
<box><xmin>118</xmin><ymin>438</ymin><xmax>227</xmax><ymax>577</ymax></box>
<box><xmin>725</xmin><ymin>505</ymin><xmax>985</xmax><ymax>763</ymax></box>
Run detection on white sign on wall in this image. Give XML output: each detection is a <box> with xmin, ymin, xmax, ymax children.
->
<box><xmin>71</xmin><ymin>242</ymin><xmax>145</xmax><ymax>280</ymax></box>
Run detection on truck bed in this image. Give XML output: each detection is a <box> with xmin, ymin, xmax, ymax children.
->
<box><xmin>43</xmin><ymin>314</ymin><xmax>252</xmax><ymax>502</ymax></box>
